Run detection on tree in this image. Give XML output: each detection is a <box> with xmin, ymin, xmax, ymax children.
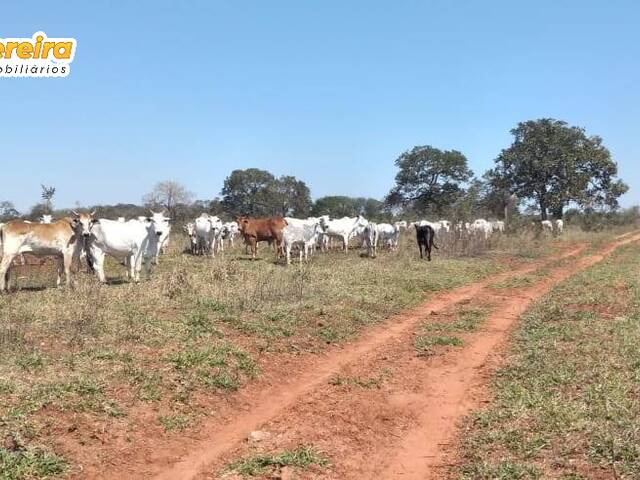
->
<box><xmin>221</xmin><ymin>169</ymin><xmax>312</xmax><ymax>217</ymax></box>
<box><xmin>273</xmin><ymin>175</ymin><xmax>312</xmax><ymax>217</ymax></box>
<box><xmin>492</xmin><ymin>119</ymin><xmax>628</xmax><ymax>219</ymax></box>
<box><xmin>311</xmin><ymin>196</ymin><xmax>387</xmax><ymax>220</ymax></box>
<box><xmin>41</xmin><ymin>184</ymin><xmax>56</xmax><ymax>213</ymax></box>
<box><xmin>0</xmin><ymin>201</ymin><xmax>19</xmax><ymax>221</ymax></box>
<box><xmin>385</xmin><ymin>146</ymin><xmax>473</xmax><ymax>216</ymax></box>
<box><xmin>143</xmin><ymin>180</ymin><xmax>194</xmax><ymax>218</ymax></box>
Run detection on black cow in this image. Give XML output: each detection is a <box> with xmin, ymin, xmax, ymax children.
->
<box><xmin>415</xmin><ymin>224</ymin><xmax>437</xmax><ymax>261</ymax></box>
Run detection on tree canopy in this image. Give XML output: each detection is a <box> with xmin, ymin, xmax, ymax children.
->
<box><xmin>492</xmin><ymin>119</ymin><xmax>628</xmax><ymax>219</ymax></box>
<box><xmin>311</xmin><ymin>196</ymin><xmax>386</xmax><ymax>220</ymax></box>
<box><xmin>385</xmin><ymin>145</ymin><xmax>473</xmax><ymax>216</ymax></box>
<box><xmin>221</xmin><ymin>168</ymin><xmax>312</xmax><ymax>217</ymax></box>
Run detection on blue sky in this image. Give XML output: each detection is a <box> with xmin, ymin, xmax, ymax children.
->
<box><xmin>2</xmin><ymin>0</ymin><xmax>638</xmax><ymax>211</ymax></box>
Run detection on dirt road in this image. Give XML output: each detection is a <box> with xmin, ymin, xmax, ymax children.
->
<box><xmin>91</xmin><ymin>233</ymin><xmax>639</xmax><ymax>480</ymax></box>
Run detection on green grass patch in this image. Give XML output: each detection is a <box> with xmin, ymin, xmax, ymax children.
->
<box><xmin>0</xmin><ymin>447</ymin><xmax>67</xmax><ymax>480</ymax></box>
<box><xmin>422</xmin><ymin>307</ymin><xmax>488</xmax><ymax>333</ymax></box>
<box><xmin>158</xmin><ymin>413</ymin><xmax>191</xmax><ymax>432</ymax></box>
<box><xmin>226</xmin><ymin>445</ymin><xmax>329</xmax><ymax>476</ymax></box>
<box><xmin>415</xmin><ymin>335</ymin><xmax>463</xmax><ymax>355</ymax></box>
<box><xmin>167</xmin><ymin>342</ymin><xmax>257</xmax><ymax>390</ymax></box>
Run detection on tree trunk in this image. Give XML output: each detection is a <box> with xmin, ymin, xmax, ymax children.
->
<box><xmin>539</xmin><ymin>199</ymin><xmax>548</xmax><ymax>220</ymax></box>
<box><xmin>551</xmin><ymin>206</ymin><xmax>563</xmax><ymax>219</ymax></box>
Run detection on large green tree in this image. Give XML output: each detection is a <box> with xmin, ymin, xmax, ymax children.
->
<box><xmin>312</xmin><ymin>196</ymin><xmax>386</xmax><ymax>220</ymax></box>
<box><xmin>492</xmin><ymin>119</ymin><xmax>628</xmax><ymax>219</ymax></box>
<box><xmin>221</xmin><ymin>168</ymin><xmax>312</xmax><ymax>217</ymax></box>
<box><xmin>385</xmin><ymin>145</ymin><xmax>473</xmax><ymax>215</ymax></box>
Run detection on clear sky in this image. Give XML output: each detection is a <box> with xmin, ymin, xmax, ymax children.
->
<box><xmin>2</xmin><ymin>0</ymin><xmax>638</xmax><ymax>212</ymax></box>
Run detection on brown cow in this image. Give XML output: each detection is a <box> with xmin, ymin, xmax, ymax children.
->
<box><xmin>236</xmin><ymin>216</ymin><xmax>287</xmax><ymax>260</ymax></box>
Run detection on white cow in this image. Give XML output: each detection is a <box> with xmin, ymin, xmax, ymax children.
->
<box><xmin>394</xmin><ymin>220</ymin><xmax>408</xmax><ymax>230</ymax></box>
<box><xmin>361</xmin><ymin>222</ymin><xmax>379</xmax><ymax>258</ymax></box>
<box><xmin>470</xmin><ymin>219</ymin><xmax>493</xmax><ymax>239</ymax></box>
<box><xmin>77</xmin><ymin>215</ymin><xmax>160</xmax><ymax>283</ymax></box>
<box><xmin>491</xmin><ymin>220</ymin><xmax>505</xmax><ymax>233</ymax></box>
<box><xmin>193</xmin><ymin>214</ymin><xmax>223</xmax><ymax>256</ymax></box>
<box><xmin>40</xmin><ymin>214</ymin><xmax>53</xmax><ymax>224</ymax></box>
<box><xmin>438</xmin><ymin>220</ymin><xmax>451</xmax><ymax>233</ymax></box>
<box><xmin>320</xmin><ymin>215</ymin><xmax>369</xmax><ymax>251</ymax></box>
<box><xmin>0</xmin><ymin>216</ymin><xmax>85</xmax><ymax>291</ymax></box>
<box><xmin>283</xmin><ymin>223</ymin><xmax>325</xmax><ymax>265</ymax></box>
<box><xmin>221</xmin><ymin>221</ymin><xmax>240</xmax><ymax>249</ymax></box>
<box><xmin>149</xmin><ymin>211</ymin><xmax>171</xmax><ymax>262</ymax></box>
<box><xmin>376</xmin><ymin>223</ymin><xmax>401</xmax><ymax>251</ymax></box>
<box><xmin>182</xmin><ymin>222</ymin><xmax>197</xmax><ymax>254</ymax></box>
<box><xmin>541</xmin><ymin>220</ymin><xmax>553</xmax><ymax>234</ymax></box>
<box><xmin>554</xmin><ymin>219</ymin><xmax>564</xmax><ymax>235</ymax></box>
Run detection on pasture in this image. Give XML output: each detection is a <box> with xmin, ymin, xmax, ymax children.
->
<box><xmin>0</xmin><ymin>226</ymin><xmax>635</xmax><ymax>479</ymax></box>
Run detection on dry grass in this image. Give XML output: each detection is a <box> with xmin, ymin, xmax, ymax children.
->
<box><xmin>0</xmin><ymin>226</ymin><xmax>627</xmax><ymax>478</ymax></box>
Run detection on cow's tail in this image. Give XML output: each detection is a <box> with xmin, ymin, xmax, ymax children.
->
<box><xmin>430</xmin><ymin>226</ymin><xmax>439</xmax><ymax>250</ymax></box>
<box><xmin>0</xmin><ymin>225</ymin><xmax>3</xmax><ymax>255</ymax></box>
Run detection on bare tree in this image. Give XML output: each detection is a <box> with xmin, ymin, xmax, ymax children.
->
<box><xmin>142</xmin><ymin>180</ymin><xmax>194</xmax><ymax>218</ymax></box>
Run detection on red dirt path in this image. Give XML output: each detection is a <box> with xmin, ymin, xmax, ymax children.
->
<box><xmin>68</xmin><ymin>233</ymin><xmax>640</xmax><ymax>479</ymax></box>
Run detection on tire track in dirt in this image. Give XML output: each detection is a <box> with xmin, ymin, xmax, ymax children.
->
<box><xmin>151</xmin><ymin>242</ymin><xmax>592</xmax><ymax>480</ymax></box>
<box><xmin>378</xmin><ymin>232</ymin><xmax>640</xmax><ymax>480</ymax></box>
<box><xmin>202</xmin><ymin>232</ymin><xmax>638</xmax><ymax>480</ymax></box>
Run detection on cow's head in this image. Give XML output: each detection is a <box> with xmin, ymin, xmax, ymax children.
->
<box><xmin>356</xmin><ymin>215</ymin><xmax>368</xmax><ymax>228</ymax></box>
<box><xmin>71</xmin><ymin>210</ymin><xmax>97</xmax><ymax>237</ymax></box>
<box><xmin>149</xmin><ymin>210</ymin><xmax>170</xmax><ymax>238</ymax></box>
<box><xmin>235</xmin><ymin>216</ymin><xmax>249</xmax><ymax>233</ymax></box>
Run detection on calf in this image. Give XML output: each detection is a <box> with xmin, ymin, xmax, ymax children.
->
<box><xmin>376</xmin><ymin>223</ymin><xmax>400</xmax><ymax>251</ymax></box>
<box><xmin>149</xmin><ymin>211</ymin><xmax>171</xmax><ymax>262</ymax></box>
<box><xmin>183</xmin><ymin>222</ymin><xmax>197</xmax><ymax>254</ymax></box>
<box><xmin>0</xmin><ymin>216</ymin><xmax>84</xmax><ymax>291</ymax></box>
<box><xmin>362</xmin><ymin>222</ymin><xmax>379</xmax><ymax>258</ymax></box>
<box><xmin>221</xmin><ymin>221</ymin><xmax>240</xmax><ymax>249</ymax></box>
<box><xmin>415</xmin><ymin>224</ymin><xmax>437</xmax><ymax>261</ymax></box>
<box><xmin>554</xmin><ymin>219</ymin><xmax>564</xmax><ymax>235</ymax></box>
<box><xmin>282</xmin><ymin>223</ymin><xmax>324</xmax><ymax>265</ymax></box>
<box><xmin>237</xmin><ymin>216</ymin><xmax>287</xmax><ymax>259</ymax></box>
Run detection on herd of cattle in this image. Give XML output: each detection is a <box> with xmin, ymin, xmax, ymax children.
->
<box><xmin>0</xmin><ymin>212</ymin><xmax>564</xmax><ymax>292</ymax></box>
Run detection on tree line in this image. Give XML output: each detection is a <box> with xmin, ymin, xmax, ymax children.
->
<box><xmin>0</xmin><ymin>118</ymin><xmax>632</xmax><ymax>228</ymax></box>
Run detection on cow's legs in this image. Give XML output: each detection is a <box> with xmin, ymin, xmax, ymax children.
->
<box><xmin>92</xmin><ymin>250</ymin><xmax>107</xmax><ymax>283</ymax></box>
<box><xmin>63</xmin><ymin>251</ymin><xmax>75</xmax><ymax>287</ymax></box>
<box><xmin>342</xmin><ymin>235</ymin><xmax>349</xmax><ymax>251</ymax></box>
<box><xmin>143</xmin><ymin>255</ymin><xmax>152</xmax><ymax>280</ymax></box>
<box><xmin>0</xmin><ymin>253</ymin><xmax>16</xmax><ymax>292</ymax></box>
<box><xmin>132</xmin><ymin>252</ymin><xmax>143</xmax><ymax>283</ymax></box>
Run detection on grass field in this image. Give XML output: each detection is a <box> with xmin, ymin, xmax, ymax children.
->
<box><xmin>0</xmin><ymin>227</ymin><xmax>631</xmax><ymax>478</ymax></box>
<box><xmin>458</xmin><ymin>242</ymin><xmax>640</xmax><ymax>479</ymax></box>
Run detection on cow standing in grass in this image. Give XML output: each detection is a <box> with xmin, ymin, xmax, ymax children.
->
<box><xmin>0</xmin><ymin>216</ymin><xmax>86</xmax><ymax>292</ymax></box>
<box><xmin>237</xmin><ymin>216</ymin><xmax>287</xmax><ymax>260</ymax></box>
<box><xmin>77</xmin><ymin>214</ymin><xmax>161</xmax><ymax>283</ymax></box>
<box><xmin>415</xmin><ymin>224</ymin><xmax>437</xmax><ymax>261</ymax></box>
